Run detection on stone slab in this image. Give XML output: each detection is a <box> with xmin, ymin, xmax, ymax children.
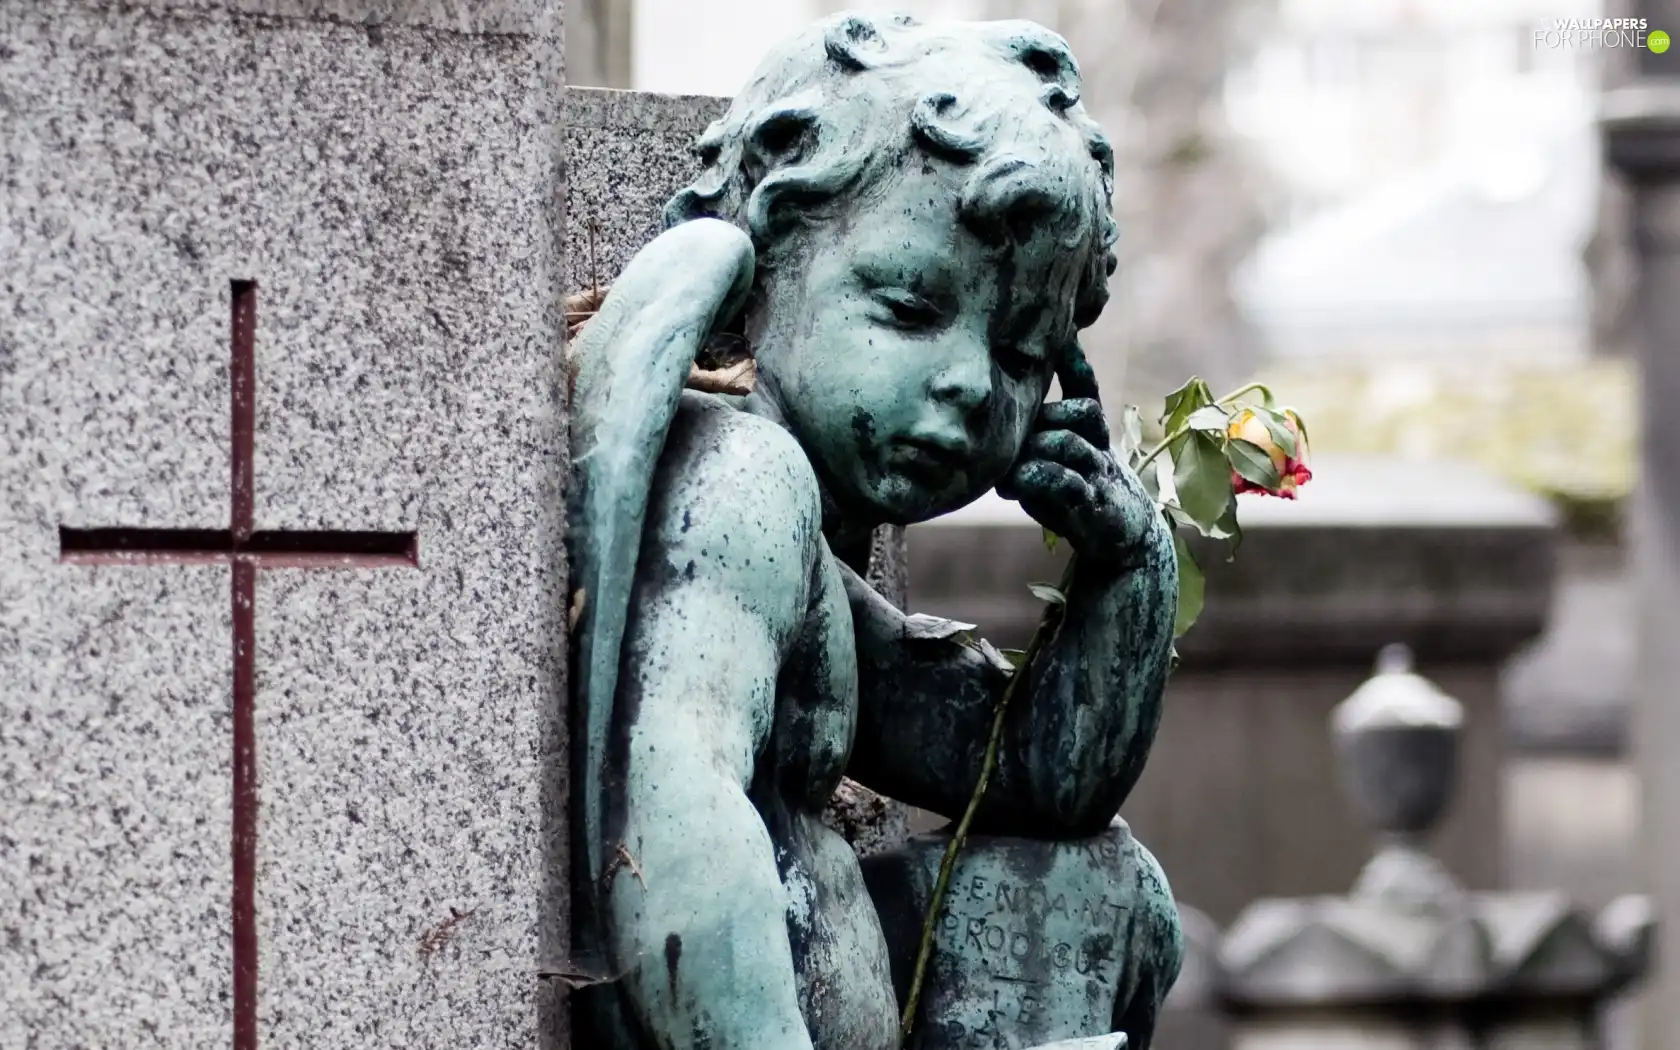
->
<box><xmin>2</xmin><ymin>2</ymin><xmax>565</xmax><ymax>1047</ymax></box>
<box><xmin>1503</xmin><ymin>541</ymin><xmax>1635</xmax><ymax>756</ymax></box>
<box><xmin>560</xmin><ymin>86</ymin><xmax>728</xmax><ymax>294</ymax></box>
<box><xmin>43</xmin><ymin>0</ymin><xmax>561</xmax><ymax>36</ymax></box>
<box><xmin>2</xmin><ymin>570</ymin><xmax>235</xmax><ymax>1047</ymax></box>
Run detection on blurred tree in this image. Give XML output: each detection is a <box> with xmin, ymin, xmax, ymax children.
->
<box><xmin>982</xmin><ymin>0</ymin><xmax>1273</xmax><ymax>412</ymax></box>
<box><xmin>568</xmin><ymin>0</ymin><xmax>635</xmax><ymax>88</ymax></box>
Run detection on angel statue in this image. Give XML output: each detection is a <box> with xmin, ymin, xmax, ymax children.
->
<box><xmin>566</xmin><ymin>12</ymin><xmax>1183</xmax><ymax>1050</ymax></box>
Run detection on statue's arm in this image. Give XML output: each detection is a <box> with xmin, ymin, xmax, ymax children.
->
<box><xmin>601</xmin><ymin>406</ymin><xmax>822</xmax><ymax>1050</ymax></box>
<box><xmin>843</xmin><ymin>509</ymin><xmax>1176</xmax><ymax>837</ymax></box>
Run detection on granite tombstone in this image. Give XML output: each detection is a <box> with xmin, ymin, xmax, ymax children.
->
<box><xmin>3</xmin><ymin>3</ymin><xmax>566</xmax><ymax>1047</ymax></box>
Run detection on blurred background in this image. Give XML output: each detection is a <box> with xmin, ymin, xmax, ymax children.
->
<box><xmin>569</xmin><ymin>1</ymin><xmax>1657</xmax><ymax>1046</ymax></box>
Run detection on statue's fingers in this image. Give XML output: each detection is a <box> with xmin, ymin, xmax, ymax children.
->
<box><xmin>1035</xmin><ymin>398</ymin><xmax>1110</xmax><ymax>449</ymax></box>
<box><xmin>1055</xmin><ymin>340</ymin><xmax>1102</xmax><ymax>404</ymax></box>
<box><xmin>1022</xmin><ymin>429</ymin><xmax>1107</xmax><ymax>476</ymax></box>
<box><xmin>1000</xmin><ymin>459</ymin><xmax>1092</xmax><ymax>534</ymax></box>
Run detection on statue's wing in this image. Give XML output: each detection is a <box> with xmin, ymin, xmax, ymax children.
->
<box><xmin>567</xmin><ymin>218</ymin><xmax>755</xmax><ymax>899</ymax></box>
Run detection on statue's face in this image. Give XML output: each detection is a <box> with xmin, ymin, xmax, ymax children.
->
<box><xmin>751</xmin><ymin>161</ymin><xmax>1082</xmax><ymax>525</ymax></box>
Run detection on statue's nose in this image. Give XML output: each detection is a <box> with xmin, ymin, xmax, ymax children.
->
<box><xmin>928</xmin><ymin>335</ymin><xmax>993</xmax><ymax>414</ymax></box>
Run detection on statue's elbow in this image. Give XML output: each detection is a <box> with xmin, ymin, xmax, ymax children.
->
<box><xmin>1025</xmin><ymin>773</ymin><xmax>1125</xmax><ymax>840</ymax></box>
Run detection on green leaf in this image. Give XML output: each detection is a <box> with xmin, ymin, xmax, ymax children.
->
<box><xmin>997</xmin><ymin>648</ymin><xmax>1029</xmax><ymax>669</ymax></box>
<box><xmin>1028</xmin><ymin>582</ymin><xmax>1067</xmax><ymax>605</ymax></box>
<box><xmin>1141</xmin><ymin>447</ymin><xmax>1171</xmax><ymax>505</ymax></box>
<box><xmin>1152</xmin><ymin>453</ymin><xmax>1180</xmax><ymax>510</ymax></box>
<box><xmin>1119</xmin><ymin>405</ymin><xmax>1145</xmax><ymax>461</ymax></box>
<box><xmin>1185</xmin><ymin>405</ymin><xmax>1230</xmax><ymax>433</ymax></box>
<box><xmin>1042</xmin><ymin>527</ymin><xmax>1060</xmax><ymax>553</ymax></box>
<box><xmin>1172</xmin><ymin>431</ymin><xmax>1233</xmax><ymax>535</ymax></box>
<box><xmin>1172</xmin><ymin>532</ymin><xmax>1205</xmax><ymax>639</ymax></box>
<box><xmin>1289</xmin><ymin>409</ymin><xmax>1310</xmax><ymax>452</ymax></box>
<box><xmin>1159</xmin><ymin>376</ymin><xmax>1213</xmax><ymax>435</ymax></box>
<box><xmin>1227</xmin><ymin>438</ymin><xmax>1282</xmax><ymax>490</ymax></box>
<box><xmin>1255</xmin><ymin>407</ymin><xmax>1298</xmax><ymax>459</ymax></box>
<box><xmin>1213</xmin><ymin>493</ymin><xmax>1243</xmax><ymax>553</ymax></box>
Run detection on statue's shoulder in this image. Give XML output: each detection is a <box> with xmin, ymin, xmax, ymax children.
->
<box><xmin>645</xmin><ymin>392</ymin><xmax>826</xmax><ymax>615</ymax></box>
<box><xmin>659</xmin><ymin>392</ymin><xmax>820</xmax><ymax>511</ymax></box>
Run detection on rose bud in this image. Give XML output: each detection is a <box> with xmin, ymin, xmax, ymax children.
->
<box><xmin>1228</xmin><ymin>408</ymin><xmax>1313</xmax><ymax>499</ymax></box>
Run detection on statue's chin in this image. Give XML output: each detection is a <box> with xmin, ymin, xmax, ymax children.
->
<box><xmin>853</xmin><ymin>470</ymin><xmax>989</xmax><ymax>527</ymax></box>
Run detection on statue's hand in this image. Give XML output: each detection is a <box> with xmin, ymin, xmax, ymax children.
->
<box><xmin>997</xmin><ymin>397</ymin><xmax>1157</xmax><ymax>568</ymax></box>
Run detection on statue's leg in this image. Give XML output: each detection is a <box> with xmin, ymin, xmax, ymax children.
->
<box><xmin>860</xmin><ymin>819</ymin><xmax>1182</xmax><ymax>1050</ymax></box>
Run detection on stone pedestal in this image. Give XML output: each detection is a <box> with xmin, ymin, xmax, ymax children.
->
<box><xmin>864</xmin><ymin>821</ymin><xmax>1177</xmax><ymax>1050</ymax></box>
<box><xmin>3</xmin><ymin>4</ymin><xmax>566</xmax><ymax>1046</ymax></box>
<box><xmin>910</xmin><ymin>455</ymin><xmax>1558</xmax><ymax>927</ymax></box>
<box><xmin>1216</xmin><ymin>652</ymin><xmax>1652</xmax><ymax>1050</ymax></box>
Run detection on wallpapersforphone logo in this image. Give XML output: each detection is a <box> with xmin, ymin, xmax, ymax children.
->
<box><xmin>1534</xmin><ymin>17</ymin><xmax>1670</xmax><ymax>51</ymax></box>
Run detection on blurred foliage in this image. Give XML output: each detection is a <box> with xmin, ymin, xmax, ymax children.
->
<box><xmin>1251</xmin><ymin>360</ymin><xmax>1637</xmax><ymax>524</ymax></box>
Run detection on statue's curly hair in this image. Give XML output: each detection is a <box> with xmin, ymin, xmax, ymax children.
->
<box><xmin>663</xmin><ymin>12</ymin><xmax>1120</xmax><ymax>331</ymax></box>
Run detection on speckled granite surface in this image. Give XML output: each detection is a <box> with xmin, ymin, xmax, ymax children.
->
<box><xmin>560</xmin><ymin>87</ymin><xmax>728</xmax><ymax>294</ymax></box>
<box><xmin>2</xmin><ymin>2</ymin><xmax>566</xmax><ymax>1047</ymax></box>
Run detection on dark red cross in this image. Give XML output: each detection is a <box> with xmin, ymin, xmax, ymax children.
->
<box><xmin>59</xmin><ymin>281</ymin><xmax>418</xmax><ymax>1050</ymax></box>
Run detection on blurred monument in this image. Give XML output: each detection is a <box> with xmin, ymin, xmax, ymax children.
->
<box><xmin>1217</xmin><ymin>646</ymin><xmax>1653</xmax><ymax>1050</ymax></box>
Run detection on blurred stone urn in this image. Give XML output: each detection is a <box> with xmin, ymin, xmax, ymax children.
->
<box><xmin>1216</xmin><ymin>645</ymin><xmax>1653</xmax><ymax>1050</ymax></box>
<box><xmin>1334</xmin><ymin>644</ymin><xmax>1468</xmax><ymax>910</ymax></box>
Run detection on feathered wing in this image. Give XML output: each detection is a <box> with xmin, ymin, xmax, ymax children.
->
<box><xmin>567</xmin><ymin>219</ymin><xmax>756</xmax><ymax>926</ymax></box>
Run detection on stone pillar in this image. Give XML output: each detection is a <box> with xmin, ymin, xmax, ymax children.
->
<box><xmin>1217</xmin><ymin>647</ymin><xmax>1652</xmax><ymax>1050</ymax></box>
<box><xmin>1602</xmin><ymin>43</ymin><xmax>1680</xmax><ymax>1048</ymax></box>
<box><xmin>2</xmin><ymin>4</ymin><xmax>566</xmax><ymax>1047</ymax></box>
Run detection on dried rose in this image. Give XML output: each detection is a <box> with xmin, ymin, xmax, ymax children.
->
<box><xmin>1228</xmin><ymin>408</ymin><xmax>1312</xmax><ymax>499</ymax></box>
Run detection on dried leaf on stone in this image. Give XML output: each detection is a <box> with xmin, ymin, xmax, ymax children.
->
<box><xmin>1028</xmin><ymin>582</ymin><xmax>1067</xmax><ymax>605</ymax></box>
<box><xmin>902</xmin><ymin>613</ymin><xmax>980</xmax><ymax>641</ymax></box>
<box><xmin>687</xmin><ymin>358</ymin><xmax>756</xmax><ymax>396</ymax></box>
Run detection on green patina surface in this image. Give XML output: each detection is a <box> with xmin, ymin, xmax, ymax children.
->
<box><xmin>566</xmin><ymin>13</ymin><xmax>1180</xmax><ymax>1050</ymax></box>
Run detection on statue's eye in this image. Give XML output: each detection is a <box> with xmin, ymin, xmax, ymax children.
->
<box><xmin>993</xmin><ymin>342</ymin><xmax>1041</xmax><ymax>380</ymax></box>
<box><xmin>874</xmin><ymin>290</ymin><xmax>943</xmax><ymax>330</ymax></box>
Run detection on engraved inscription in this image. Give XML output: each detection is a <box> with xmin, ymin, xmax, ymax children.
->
<box><xmin>918</xmin><ymin>832</ymin><xmax>1136</xmax><ymax>1049</ymax></box>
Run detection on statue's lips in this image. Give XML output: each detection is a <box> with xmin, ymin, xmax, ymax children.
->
<box><xmin>883</xmin><ymin>439</ymin><xmax>968</xmax><ymax>488</ymax></box>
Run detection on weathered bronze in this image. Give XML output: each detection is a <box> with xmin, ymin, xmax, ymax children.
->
<box><xmin>567</xmin><ymin>13</ymin><xmax>1181</xmax><ymax>1049</ymax></box>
